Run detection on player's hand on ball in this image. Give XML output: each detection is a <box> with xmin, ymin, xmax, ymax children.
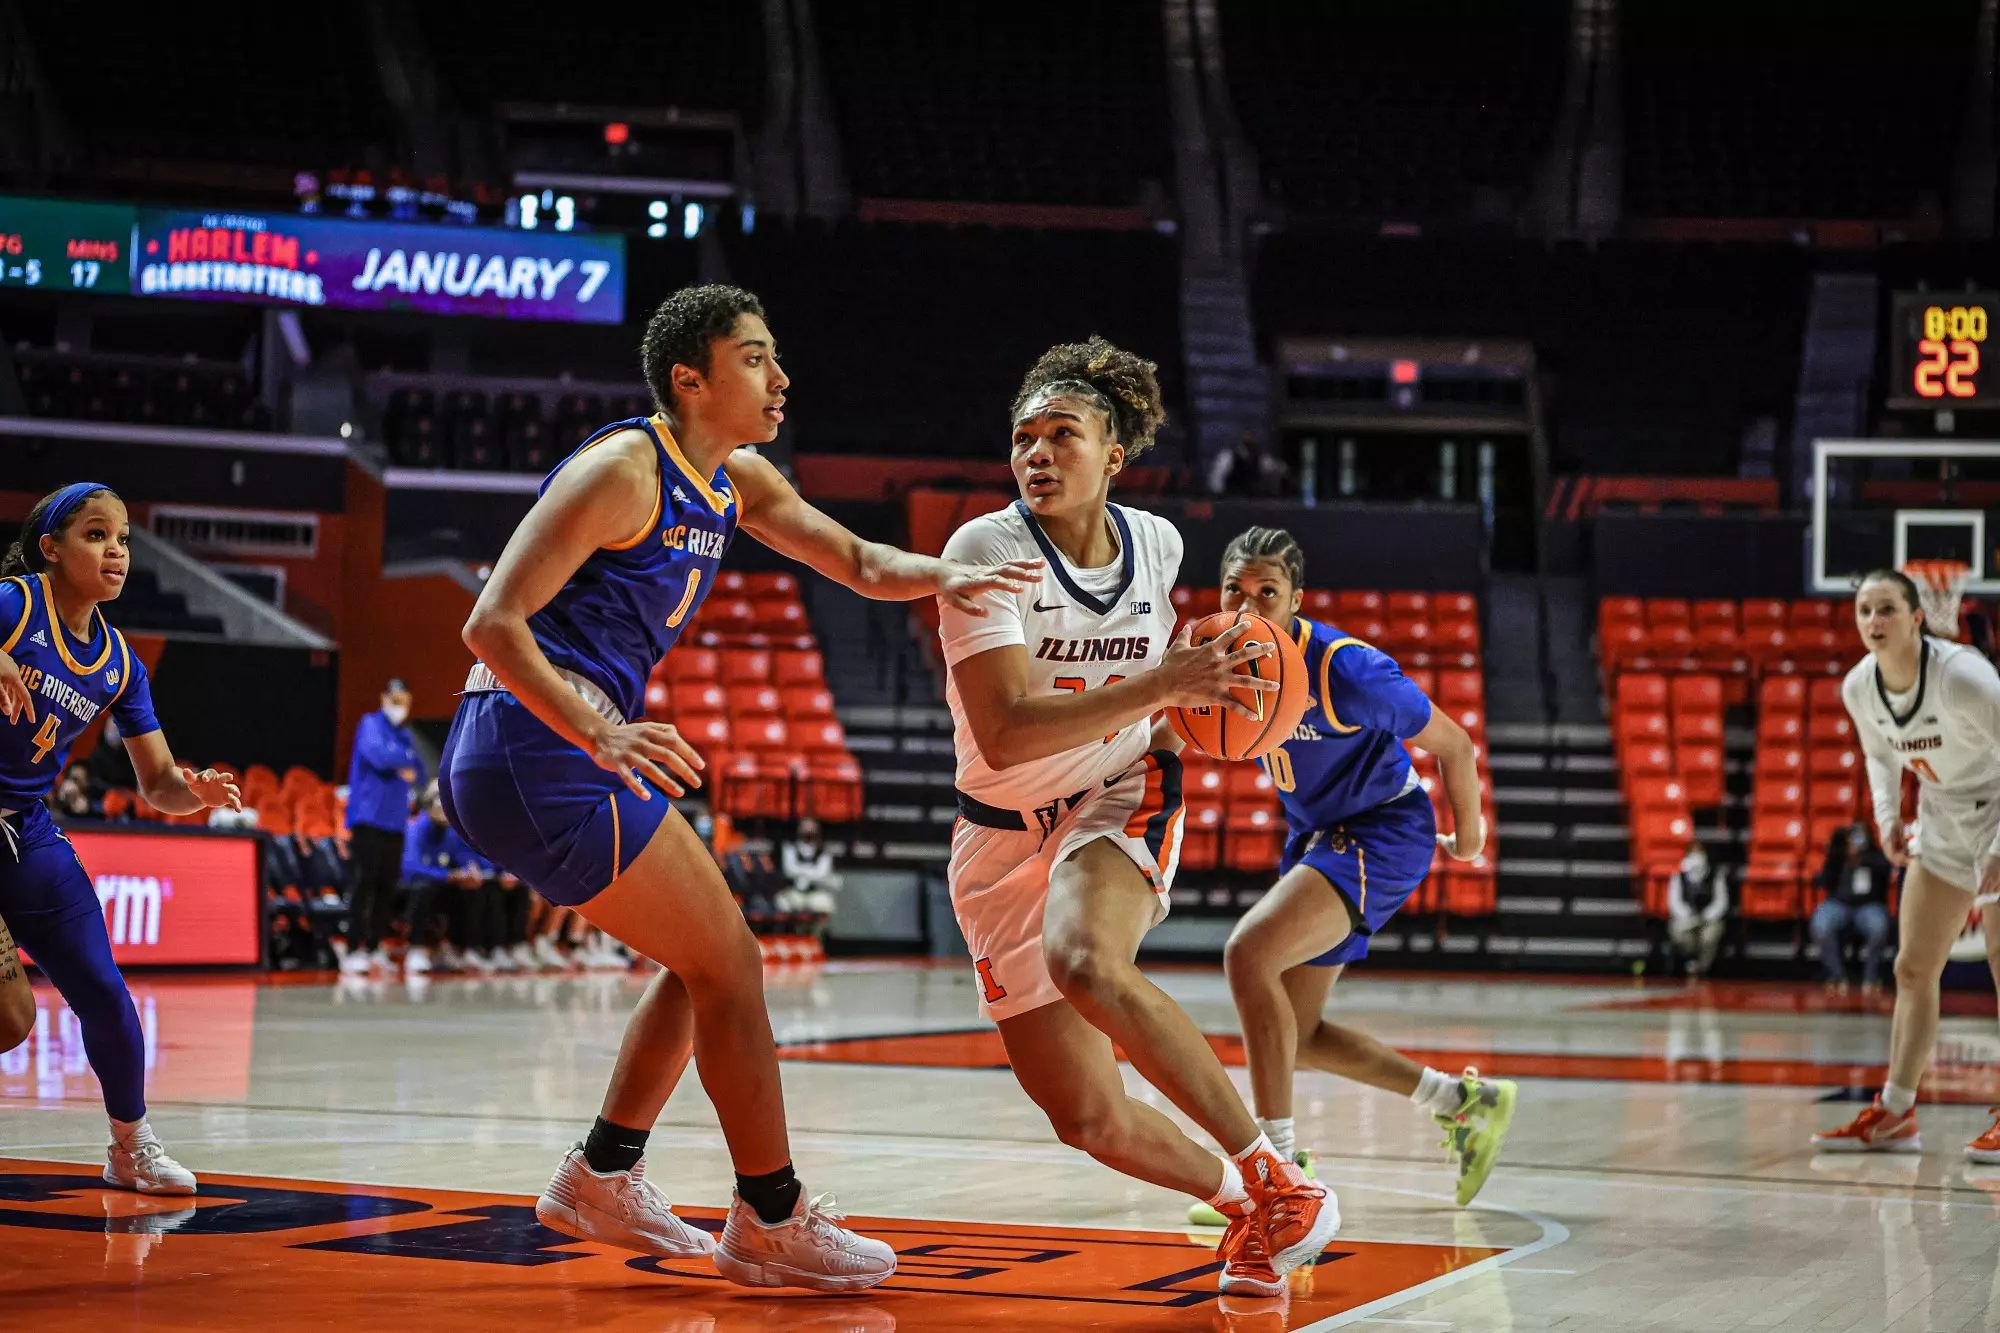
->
<box><xmin>182</xmin><ymin>766</ymin><xmax>243</xmax><ymax>812</ymax></box>
<box><xmin>0</xmin><ymin>650</ymin><xmax>33</xmax><ymax>725</ymax></box>
<box><xmin>1880</xmin><ymin>819</ymin><xmax>1909</xmax><ymax>867</ymax></box>
<box><xmin>591</xmin><ymin>721</ymin><xmax>705</xmax><ymax>799</ymax></box>
<box><xmin>1438</xmin><ymin>817</ymin><xmax>1487</xmax><ymax>862</ymax></box>
<box><xmin>1157</xmin><ymin>622</ymin><xmax>1278</xmax><ymax>719</ymax></box>
<box><xmin>939</xmin><ymin>558</ymin><xmax>1044</xmax><ymax>616</ymax></box>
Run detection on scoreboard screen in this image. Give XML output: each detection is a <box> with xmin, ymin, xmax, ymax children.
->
<box><xmin>0</xmin><ymin>196</ymin><xmax>135</xmax><ymax>294</ymax></box>
<box><xmin>1888</xmin><ymin>290</ymin><xmax>2000</xmax><ymax>408</ymax></box>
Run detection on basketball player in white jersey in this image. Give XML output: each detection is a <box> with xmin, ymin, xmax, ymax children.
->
<box><xmin>1812</xmin><ymin>569</ymin><xmax>2000</xmax><ymax>1162</ymax></box>
<box><xmin>939</xmin><ymin>338</ymin><xmax>1339</xmax><ymax>1298</ymax></box>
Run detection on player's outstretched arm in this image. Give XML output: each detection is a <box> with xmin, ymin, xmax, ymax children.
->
<box><xmin>726</xmin><ymin>449</ymin><xmax>1041</xmax><ymax>614</ymax></box>
<box><xmin>952</xmin><ymin>623</ymin><xmax>1276</xmax><ymax>771</ymax></box>
<box><xmin>124</xmin><ymin>730</ymin><xmax>241</xmax><ymax>818</ymax></box>
<box><xmin>1410</xmin><ymin>704</ymin><xmax>1485</xmax><ymax>860</ymax></box>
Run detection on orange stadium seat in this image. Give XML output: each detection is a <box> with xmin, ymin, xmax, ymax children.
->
<box><xmin>1433</xmin><ymin>591</ymin><xmax>1477</xmax><ymax>619</ymax></box>
<box><xmin>1755</xmin><ymin>745</ymin><xmax>1805</xmax><ymax>779</ymax></box>
<box><xmin>676</xmin><ymin>681</ymin><xmax>727</xmax><ymax>714</ymax></box>
<box><xmin>1808</xmin><ymin>747</ymin><xmax>1859</xmax><ymax>780</ymax></box>
<box><xmin>1670</xmin><ymin>675</ymin><xmax>1722</xmax><ymax>712</ymax></box>
<box><xmin>644</xmin><ymin>677</ymin><xmax>672</xmax><ymax>721</ymax></box>
<box><xmin>1185</xmin><ymin>762</ymin><xmax>1227</xmax><ymax>805</ymax></box>
<box><xmin>1337</xmin><ymin>589</ymin><xmax>1385</xmax><ymax>616</ymax></box>
<box><xmin>1759</xmin><ymin>778</ymin><xmax>1805</xmax><ymax>812</ymax></box>
<box><xmin>1615</xmin><ymin>710</ymin><xmax>1671</xmax><ymax>747</ymax></box>
<box><xmin>1404</xmin><ymin>667</ymin><xmax>1438</xmax><ymax>698</ymax></box>
<box><xmin>1645</xmin><ymin>598</ymin><xmax>1690</xmax><ymax>628</ymax></box>
<box><xmin>665</xmin><ymin>648</ymin><xmax>720</xmax><ymax>684</ymax></box>
<box><xmin>1742</xmin><ymin>598</ymin><xmax>1786</xmax><ymax>629</ymax></box>
<box><xmin>804</xmin><ymin>755</ymin><xmax>864</xmax><ymax>823</ymax></box>
<box><xmin>1301</xmin><ymin>589</ymin><xmax>1338</xmax><ymax>618</ymax></box>
<box><xmin>1692</xmin><ymin>599</ymin><xmax>1737</xmax><ymax>630</ymax></box>
<box><xmin>1179</xmin><ymin>803</ymin><xmax>1223</xmax><ymax>871</ymax></box>
<box><xmin>1437</xmin><ymin>670</ymin><xmax>1483</xmax><ymax>707</ymax></box>
<box><xmin>744</xmin><ymin>572</ymin><xmax>798</xmax><ymax>597</ymax></box>
<box><xmin>726</xmin><ymin>685</ymin><xmax>782</xmax><ymax>717</ymax></box>
<box><xmin>1387</xmin><ymin>591</ymin><xmax>1429</xmax><ymax>618</ymax></box>
<box><xmin>1600</xmin><ymin>595</ymin><xmax>1644</xmax><ymax>626</ymax></box>
<box><xmin>1627</xmin><ymin>776</ymin><xmax>1688</xmax><ymax>812</ymax></box>
<box><xmin>1758</xmin><ymin>676</ymin><xmax>1806</xmax><ymax>714</ymax></box>
<box><xmin>1808</xmin><ymin>713</ymin><xmax>1854</xmax><ymax>745</ymax></box>
<box><xmin>1675</xmin><ymin>744</ymin><xmax>1724</xmax><ymax>805</ymax></box>
<box><xmin>796</xmin><ymin>718</ymin><xmax>849</xmax><ymax>756</ymax></box>
<box><xmin>1808</xmin><ymin>678</ymin><xmax>1846</xmax><ymax>714</ymax></box>
<box><xmin>1757</xmin><ymin>712</ymin><xmax>1805</xmax><ymax>744</ymax></box>
<box><xmin>781</xmin><ymin>686</ymin><xmax>835</xmax><ymax>719</ymax></box>
<box><xmin>1673</xmin><ymin>711</ymin><xmax>1722</xmax><ymax>744</ymax></box>
<box><xmin>1617</xmin><ymin>674</ymin><xmax>1668</xmax><ymax>710</ymax></box>
<box><xmin>702</xmin><ymin>597</ymin><xmax>756</xmax><ymax>631</ymax></box>
<box><xmin>1810</xmin><ymin>779</ymin><xmax>1857</xmax><ymax>814</ymax></box>
<box><xmin>773</xmin><ymin>649</ymin><xmax>824</xmax><ymax>686</ymax></box>
<box><xmin>739</xmin><ymin>717</ymin><xmax>792</xmax><ymax>752</ymax></box>
<box><xmin>678</xmin><ymin>713</ymin><xmax>731</xmax><ymax>753</ymax></box>
<box><xmin>1788</xmin><ymin>598</ymin><xmax>1834</xmax><ymax>629</ymax></box>
<box><xmin>1225</xmin><ymin>764</ymin><xmax>1277</xmax><ymax>810</ymax></box>
<box><xmin>1625</xmin><ymin>742</ymin><xmax>1674</xmax><ymax>777</ymax></box>
<box><xmin>1224</xmin><ymin>807</ymin><xmax>1284</xmax><ymax>871</ymax></box>
<box><xmin>720</xmin><ymin>648</ymin><xmax>772</xmax><ymax>682</ymax></box>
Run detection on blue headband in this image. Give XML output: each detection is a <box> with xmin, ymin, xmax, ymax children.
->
<box><xmin>30</xmin><ymin>483</ymin><xmax>113</xmax><ymax>567</ymax></box>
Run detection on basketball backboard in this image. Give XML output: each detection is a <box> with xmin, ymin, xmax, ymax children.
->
<box><xmin>1810</xmin><ymin>439</ymin><xmax>2000</xmax><ymax>595</ymax></box>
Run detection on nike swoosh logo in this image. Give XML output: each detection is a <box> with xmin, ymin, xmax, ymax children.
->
<box><xmin>1033</xmin><ymin>601</ymin><xmax>1065</xmax><ymax>613</ymax></box>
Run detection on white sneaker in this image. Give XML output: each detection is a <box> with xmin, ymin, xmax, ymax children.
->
<box><xmin>368</xmin><ymin>947</ymin><xmax>394</xmax><ymax>972</ymax></box>
<box><xmin>510</xmin><ymin>943</ymin><xmax>538</xmax><ymax>971</ymax></box>
<box><xmin>338</xmin><ymin>950</ymin><xmax>370</xmax><ymax>975</ymax></box>
<box><xmin>533</xmin><ymin>936</ymin><xmax>568</xmax><ymax>969</ymax></box>
<box><xmin>714</xmin><ymin>1190</ymin><xmax>895</xmax><ymax>1292</ymax></box>
<box><xmin>465</xmin><ymin>949</ymin><xmax>499</xmax><ymax>974</ymax></box>
<box><xmin>405</xmin><ymin>946</ymin><xmax>432</xmax><ymax>976</ymax></box>
<box><xmin>437</xmin><ymin>942</ymin><xmax>468</xmax><ymax>972</ymax></box>
<box><xmin>104</xmin><ymin>1128</ymin><xmax>197</xmax><ymax>1196</ymax></box>
<box><xmin>533</xmin><ymin>1144</ymin><xmax>715</xmax><ymax>1260</ymax></box>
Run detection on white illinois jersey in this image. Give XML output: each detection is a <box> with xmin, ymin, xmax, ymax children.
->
<box><xmin>1843</xmin><ymin>637</ymin><xmax>2000</xmax><ymax>836</ymax></box>
<box><xmin>939</xmin><ymin>499</ymin><xmax>1182</xmax><ymax>810</ymax></box>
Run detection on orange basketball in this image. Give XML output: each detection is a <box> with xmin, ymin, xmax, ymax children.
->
<box><xmin>1166</xmin><ymin>611</ymin><xmax>1311</xmax><ymax>762</ymax></box>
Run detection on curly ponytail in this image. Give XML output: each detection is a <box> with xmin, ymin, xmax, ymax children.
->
<box><xmin>1010</xmin><ymin>336</ymin><xmax>1167</xmax><ymax>458</ymax></box>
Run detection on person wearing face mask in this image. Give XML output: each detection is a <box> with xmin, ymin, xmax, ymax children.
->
<box><xmin>1810</xmin><ymin>821</ymin><xmax>1893</xmax><ymax>992</ymax></box>
<box><xmin>1665</xmin><ymin>841</ymin><xmax>1729</xmax><ymax>979</ymax></box>
<box><xmin>342</xmin><ymin>678</ymin><xmax>424</xmax><ymax>974</ymax></box>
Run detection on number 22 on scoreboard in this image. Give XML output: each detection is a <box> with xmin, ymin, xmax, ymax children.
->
<box><xmin>1914</xmin><ymin>339</ymin><xmax>1980</xmax><ymax>399</ymax></box>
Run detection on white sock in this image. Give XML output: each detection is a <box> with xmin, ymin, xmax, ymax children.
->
<box><xmin>1257</xmin><ymin>1117</ymin><xmax>1296</xmax><ymax>1160</ymax></box>
<box><xmin>1412</xmin><ymin>1067</ymin><xmax>1464</xmax><ymax>1117</ymax></box>
<box><xmin>1205</xmin><ymin>1155</ymin><xmax>1249</xmax><ymax>1213</ymax></box>
<box><xmin>1882</xmin><ymin>1082</ymin><xmax>1919</xmax><ymax>1117</ymax></box>
<box><xmin>1229</xmin><ymin>1131</ymin><xmax>1276</xmax><ymax>1164</ymax></box>
<box><xmin>110</xmin><ymin>1116</ymin><xmax>151</xmax><ymax>1148</ymax></box>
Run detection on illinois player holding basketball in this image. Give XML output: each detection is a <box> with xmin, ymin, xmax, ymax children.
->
<box><xmin>1186</xmin><ymin>528</ymin><xmax>1514</xmax><ymax>1230</ymax></box>
<box><xmin>442</xmin><ymin>286</ymin><xmax>1039</xmax><ymax>1290</ymax></box>
<box><xmin>1814</xmin><ymin>569</ymin><xmax>2000</xmax><ymax>1162</ymax></box>
<box><xmin>939</xmin><ymin>339</ymin><xmax>1339</xmax><ymax>1297</ymax></box>
<box><xmin>0</xmin><ymin>483</ymin><xmax>243</xmax><ymax>1194</ymax></box>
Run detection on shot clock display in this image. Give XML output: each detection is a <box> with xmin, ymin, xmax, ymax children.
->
<box><xmin>0</xmin><ymin>196</ymin><xmax>135</xmax><ymax>293</ymax></box>
<box><xmin>1889</xmin><ymin>290</ymin><xmax>2000</xmax><ymax>408</ymax></box>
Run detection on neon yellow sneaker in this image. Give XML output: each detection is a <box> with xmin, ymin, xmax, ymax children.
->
<box><xmin>1187</xmin><ymin>1150</ymin><xmax>1316</xmax><ymax>1227</ymax></box>
<box><xmin>1436</xmin><ymin>1068</ymin><xmax>1516</xmax><ymax>1206</ymax></box>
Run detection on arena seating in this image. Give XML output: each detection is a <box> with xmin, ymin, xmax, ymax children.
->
<box><xmin>381</xmin><ymin>386</ymin><xmax>652</xmax><ymax>471</ymax></box>
<box><xmin>19</xmin><ymin>10</ymin><xmax>394</xmax><ymax>170</ymax></box>
<box><xmin>643</xmin><ymin>571</ymin><xmax>863</xmax><ymax>824</ymax></box>
<box><xmin>1169</xmin><ymin>588</ymin><xmax>1496</xmax><ymax>914</ymax></box>
<box><xmin>1220</xmin><ymin>0</ymin><xmax>1569</xmax><ymax>222</ymax></box>
<box><xmin>815</xmin><ymin>0</ymin><xmax>1172</xmax><ymax>206</ymax></box>
<box><xmin>725</xmin><ymin>219</ymin><xmax>1184</xmax><ymax>457</ymax></box>
<box><xmin>1622</xmin><ymin>0</ymin><xmax>1978</xmax><ymax>219</ymax></box>
<box><xmin>16</xmin><ymin>353</ymin><xmax>272</xmax><ymax>432</ymax></box>
<box><xmin>1251</xmin><ymin>238</ymin><xmax>1810</xmax><ymax>478</ymax></box>
<box><xmin>418</xmin><ymin>3</ymin><xmax>762</xmax><ymax>116</ymax></box>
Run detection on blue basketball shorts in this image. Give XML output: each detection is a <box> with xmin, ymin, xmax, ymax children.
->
<box><xmin>438</xmin><ymin>691</ymin><xmax>674</xmax><ymax>907</ymax></box>
<box><xmin>0</xmin><ymin>802</ymin><xmax>99</xmax><ymax>927</ymax></box>
<box><xmin>1281</xmin><ymin>785</ymin><xmax>1437</xmax><ymax>967</ymax></box>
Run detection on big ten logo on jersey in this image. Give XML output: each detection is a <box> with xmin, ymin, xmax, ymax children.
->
<box><xmin>1130</xmin><ymin>600</ymin><xmax>1152</xmax><ymax>616</ymax></box>
<box><xmin>662</xmin><ymin>523</ymin><xmax>726</xmax><ymax>559</ymax></box>
<box><xmin>94</xmin><ymin>874</ymin><xmax>165</xmax><ymax>947</ymax></box>
<box><xmin>1033</xmin><ymin>635</ymin><xmax>1151</xmax><ymax>664</ymax></box>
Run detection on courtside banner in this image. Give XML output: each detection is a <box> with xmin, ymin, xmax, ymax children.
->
<box><xmin>132</xmin><ymin>209</ymin><xmax>625</xmax><ymax>324</ymax></box>
<box><xmin>50</xmin><ymin>829</ymin><xmax>262</xmax><ymax>966</ymax></box>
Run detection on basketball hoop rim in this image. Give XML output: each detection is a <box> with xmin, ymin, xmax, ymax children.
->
<box><xmin>1901</xmin><ymin>559</ymin><xmax>1971</xmax><ymax>636</ymax></box>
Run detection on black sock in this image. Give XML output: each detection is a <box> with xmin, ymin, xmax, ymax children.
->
<box><xmin>735</xmin><ymin>1163</ymin><xmax>802</xmax><ymax>1224</ymax></box>
<box><xmin>582</xmin><ymin>1116</ymin><xmax>649</xmax><ymax>1175</ymax></box>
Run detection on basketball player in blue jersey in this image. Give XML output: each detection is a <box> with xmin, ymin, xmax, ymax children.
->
<box><xmin>441</xmin><ymin>285</ymin><xmax>1040</xmax><ymax>1291</ymax></box>
<box><xmin>1186</xmin><ymin>527</ymin><xmax>1517</xmax><ymax>1225</ymax></box>
<box><xmin>0</xmin><ymin>483</ymin><xmax>243</xmax><ymax>1195</ymax></box>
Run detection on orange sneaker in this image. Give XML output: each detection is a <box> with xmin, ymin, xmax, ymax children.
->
<box><xmin>1967</xmin><ymin>1107</ymin><xmax>2000</xmax><ymax>1164</ymax></box>
<box><xmin>1217</xmin><ymin>1211</ymin><xmax>1284</xmax><ymax>1297</ymax></box>
<box><xmin>1811</xmin><ymin>1096</ymin><xmax>1921</xmax><ymax>1153</ymax></box>
<box><xmin>1241</xmin><ymin>1150</ymin><xmax>1340</xmax><ymax>1276</ymax></box>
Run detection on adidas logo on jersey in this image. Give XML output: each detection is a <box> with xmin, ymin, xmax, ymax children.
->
<box><xmin>29</xmin><ymin>630</ymin><xmax>47</xmax><ymax>648</ymax></box>
<box><xmin>672</xmin><ymin>486</ymin><xmax>689</xmax><ymax>503</ymax></box>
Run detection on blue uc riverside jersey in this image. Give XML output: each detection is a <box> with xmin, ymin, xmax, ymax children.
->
<box><xmin>527</xmin><ymin>415</ymin><xmax>738</xmax><ymax>723</ymax></box>
<box><xmin>0</xmin><ymin>574</ymin><xmax>160</xmax><ymax>810</ymax></box>
<box><xmin>1262</xmin><ymin>616</ymin><xmax>1432</xmax><ymax>832</ymax></box>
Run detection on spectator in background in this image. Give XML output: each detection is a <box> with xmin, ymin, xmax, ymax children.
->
<box><xmin>400</xmin><ymin>783</ymin><xmax>483</xmax><ymax>977</ymax></box>
<box><xmin>84</xmin><ymin>717</ymin><xmax>137</xmax><ymax>796</ymax></box>
<box><xmin>1810</xmin><ymin>821</ymin><xmax>1893</xmax><ymax>993</ymax></box>
<box><xmin>341</xmin><ymin>678</ymin><xmax>424</xmax><ymax>974</ymax></box>
<box><xmin>779</xmin><ymin>818</ymin><xmax>842</xmax><ymax>924</ymax></box>
<box><xmin>1666</xmin><ymin>841</ymin><xmax>1730</xmax><ymax>979</ymax></box>
<box><xmin>48</xmin><ymin>763</ymin><xmax>97</xmax><ymax>824</ymax></box>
